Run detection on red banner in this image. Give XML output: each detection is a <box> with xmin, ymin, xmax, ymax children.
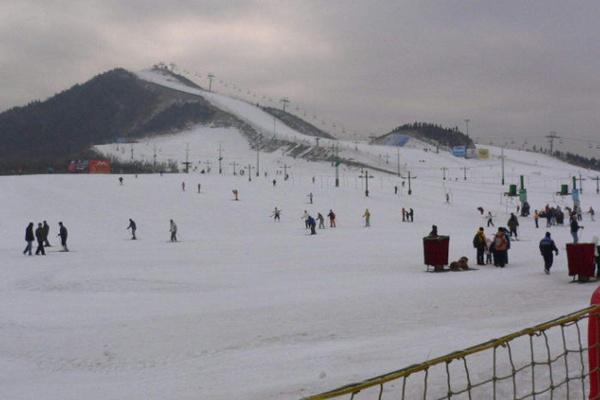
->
<box><xmin>89</xmin><ymin>160</ymin><xmax>111</xmax><ymax>174</ymax></box>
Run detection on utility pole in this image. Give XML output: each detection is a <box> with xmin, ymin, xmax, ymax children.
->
<box><xmin>501</xmin><ymin>146</ymin><xmax>505</xmax><ymax>185</ymax></box>
<box><xmin>334</xmin><ymin>143</ymin><xmax>340</xmax><ymax>187</ymax></box>
<box><xmin>441</xmin><ymin>167</ymin><xmax>448</xmax><ymax>181</ymax></box>
<box><xmin>282</xmin><ymin>163</ymin><xmax>291</xmax><ymax>179</ymax></box>
<box><xmin>462</xmin><ymin>166</ymin><xmax>469</xmax><ymax>181</ymax></box>
<box><xmin>208</xmin><ymin>73</ymin><xmax>215</xmax><ymax>92</ymax></box>
<box><xmin>218</xmin><ymin>143</ymin><xmax>223</xmax><ymax>174</ymax></box>
<box><xmin>182</xmin><ymin>143</ymin><xmax>190</xmax><ymax>173</ymax></box>
<box><xmin>203</xmin><ymin>160</ymin><xmax>212</xmax><ymax>172</ymax></box>
<box><xmin>280</xmin><ymin>97</ymin><xmax>290</xmax><ymax>112</ymax></box>
<box><xmin>247</xmin><ymin>164</ymin><xmax>254</xmax><ymax>182</ymax></box>
<box><xmin>577</xmin><ymin>173</ymin><xmax>585</xmax><ymax>194</ymax></box>
<box><xmin>359</xmin><ymin>170</ymin><xmax>374</xmax><ymax>197</ymax></box>
<box><xmin>590</xmin><ymin>176</ymin><xmax>600</xmax><ymax>194</ymax></box>
<box><xmin>330</xmin><ymin>143</ymin><xmax>335</xmax><ymax>166</ymax></box>
<box><xmin>230</xmin><ymin>161</ymin><xmax>239</xmax><ymax>175</ymax></box>
<box><xmin>546</xmin><ymin>131</ymin><xmax>560</xmax><ymax>155</ymax></box>
<box><xmin>464</xmin><ymin>119</ymin><xmax>470</xmax><ymax>138</ymax></box>
<box><xmin>400</xmin><ymin>171</ymin><xmax>417</xmax><ymax>195</ymax></box>
<box><xmin>255</xmin><ymin>136</ymin><xmax>261</xmax><ymax>177</ymax></box>
<box><xmin>315</xmin><ymin>137</ymin><xmax>320</xmax><ymax>147</ymax></box>
<box><xmin>130</xmin><ymin>144</ymin><xmax>134</xmax><ymax>161</ymax></box>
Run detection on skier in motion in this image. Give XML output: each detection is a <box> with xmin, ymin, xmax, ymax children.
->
<box><xmin>169</xmin><ymin>219</ymin><xmax>178</xmax><ymax>242</ymax></box>
<box><xmin>127</xmin><ymin>218</ymin><xmax>137</xmax><ymax>240</ymax></box>
<box><xmin>272</xmin><ymin>207</ymin><xmax>281</xmax><ymax>222</ymax></box>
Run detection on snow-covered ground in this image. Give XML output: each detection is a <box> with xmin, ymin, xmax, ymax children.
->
<box><xmin>2</xmin><ymin>69</ymin><xmax>600</xmax><ymax>399</ymax></box>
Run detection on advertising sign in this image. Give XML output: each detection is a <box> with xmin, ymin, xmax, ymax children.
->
<box><xmin>89</xmin><ymin>160</ymin><xmax>111</xmax><ymax>174</ymax></box>
<box><xmin>452</xmin><ymin>146</ymin><xmax>466</xmax><ymax>158</ymax></box>
<box><xmin>477</xmin><ymin>148</ymin><xmax>490</xmax><ymax>160</ymax></box>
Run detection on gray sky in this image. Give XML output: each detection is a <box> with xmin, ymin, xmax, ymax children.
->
<box><xmin>2</xmin><ymin>1</ymin><xmax>600</xmax><ymax>154</ymax></box>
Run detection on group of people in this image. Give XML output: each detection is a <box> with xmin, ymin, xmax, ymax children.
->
<box><xmin>23</xmin><ymin>221</ymin><xmax>68</xmax><ymax>255</ymax></box>
<box><xmin>472</xmin><ymin>227</ymin><xmax>511</xmax><ymax>268</ymax></box>
<box><xmin>294</xmin><ymin>209</ymin><xmax>337</xmax><ymax>235</ymax></box>
<box><xmin>126</xmin><ymin>218</ymin><xmax>178</xmax><ymax>242</ymax></box>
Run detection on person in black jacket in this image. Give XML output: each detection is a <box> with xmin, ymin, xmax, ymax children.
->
<box><xmin>539</xmin><ymin>232</ymin><xmax>559</xmax><ymax>274</ymax></box>
<box><xmin>127</xmin><ymin>218</ymin><xmax>137</xmax><ymax>240</ymax></box>
<box><xmin>35</xmin><ymin>223</ymin><xmax>45</xmax><ymax>255</ymax></box>
<box><xmin>42</xmin><ymin>220</ymin><xmax>51</xmax><ymax>247</ymax></box>
<box><xmin>23</xmin><ymin>222</ymin><xmax>34</xmax><ymax>255</ymax></box>
<box><xmin>58</xmin><ymin>222</ymin><xmax>69</xmax><ymax>252</ymax></box>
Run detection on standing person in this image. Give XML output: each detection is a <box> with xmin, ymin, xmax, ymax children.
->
<box><xmin>445</xmin><ymin>193</ymin><xmax>450</xmax><ymax>203</ymax></box>
<box><xmin>58</xmin><ymin>222</ymin><xmax>69</xmax><ymax>252</ymax></box>
<box><xmin>169</xmin><ymin>219</ymin><xmax>178</xmax><ymax>242</ymax></box>
<box><xmin>486</xmin><ymin>211</ymin><xmax>494</xmax><ymax>227</ymax></box>
<box><xmin>308</xmin><ymin>192</ymin><xmax>313</xmax><ymax>204</ymax></box>
<box><xmin>301</xmin><ymin>210</ymin><xmax>309</xmax><ymax>229</ymax></box>
<box><xmin>197</xmin><ymin>183</ymin><xmax>201</xmax><ymax>193</ymax></box>
<box><xmin>328</xmin><ymin>209</ymin><xmax>336</xmax><ymax>227</ymax></box>
<box><xmin>272</xmin><ymin>179</ymin><xmax>276</xmax><ymax>187</ymax></box>
<box><xmin>507</xmin><ymin>213</ymin><xmax>519</xmax><ymax>238</ymax></box>
<box><xmin>539</xmin><ymin>232</ymin><xmax>559</xmax><ymax>274</ymax></box>
<box><xmin>34</xmin><ymin>223</ymin><xmax>45</xmax><ymax>255</ymax></box>
<box><xmin>363</xmin><ymin>208</ymin><xmax>371</xmax><ymax>227</ymax></box>
<box><xmin>42</xmin><ymin>220</ymin><xmax>51</xmax><ymax>247</ymax></box>
<box><xmin>272</xmin><ymin>207</ymin><xmax>281</xmax><ymax>221</ymax></box>
<box><xmin>570</xmin><ymin>215</ymin><xmax>583</xmax><ymax>243</ymax></box>
<box><xmin>317</xmin><ymin>213</ymin><xmax>325</xmax><ymax>229</ymax></box>
<box><xmin>593</xmin><ymin>236</ymin><xmax>600</xmax><ymax>277</ymax></box>
<box><xmin>472</xmin><ymin>227</ymin><xmax>487</xmax><ymax>266</ymax></box>
<box><xmin>232</xmin><ymin>189</ymin><xmax>239</xmax><ymax>201</ymax></box>
<box><xmin>493</xmin><ymin>228</ymin><xmax>509</xmax><ymax>268</ymax></box>
<box><xmin>181</xmin><ymin>181</ymin><xmax>185</xmax><ymax>191</ymax></box>
<box><xmin>408</xmin><ymin>208</ymin><xmax>414</xmax><ymax>222</ymax></box>
<box><xmin>23</xmin><ymin>222</ymin><xmax>34</xmax><ymax>255</ymax></box>
<box><xmin>394</xmin><ymin>185</ymin><xmax>398</xmax><ymax>195</ymax></box>
<box><xmin>307</xmin><ymin>215</ymin><xmax>317</xmax><ymax>235</ymax></box>
<box><xmin>428</xmin><ymin>225</ymin><xmax>438</xmax><ymax>237</ymax></box>
<box><xmin>590</xmin><ymin>206</ymin><xmax>595</xmax><ymax>222</ymax></box>
<box><xmin>533</xmin><ymin>210</ymin><xmax>540</xmax><ymax>228</ymax></box>
<box><xmin>401</xmin><ymin>207</ymin><xmax>406</xmax><ymax>222</ymax></box>
<box><xmin>485</xmin><ymin>236</ymin><xmax>493</xmax><ymax>264</ymax></box>
<box><xmin>127</xmin><ymin>218</ymin><xmax>137</xmax><ymax>240</ymax></box>
<box><xmin>119</xmin><ymin>176</ymin><xmax>123</xmax><ymax>185</ymax></box>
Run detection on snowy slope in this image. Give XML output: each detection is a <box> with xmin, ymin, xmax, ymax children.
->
<box><xmin>2</xmin><ymin>69</ymin><xmax>600</xmax><ymax>400</ymax></box>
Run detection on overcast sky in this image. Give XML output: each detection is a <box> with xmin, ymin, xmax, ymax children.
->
<box><xmin>2</xmin><ymin>1</ymin><xmax>600</xmax><ymax>152</ymax></box>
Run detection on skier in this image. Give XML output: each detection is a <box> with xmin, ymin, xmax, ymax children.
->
<box><xmin>272</xmin><ymin>179</ymin><xmax>276</xmax><ymax>187</ymax></box>
<box><xmin>182</xmin><ymin>182</ymin><xmax>186</xmax><ymax>192</ymax></box>
<box><xmin>507</xmin><ymin>213</ymin><xmax>519</xmax><ymax>238</ymax></box>
<box><xmin>197</xmin><ymin>183</ymin><xmax>201</xmax><ymax>193</ymax></box>
<box><xmin>307</xmin><ymin>215</ymin><xmax>317</xmax><ymax>235</ymax></box>
<box><xmin>477</xmin><ymin>207</ymin><xmax>484</xmax><ymax>215</ymax></box>
<box><xmin>301</xmin><ymin>210</ymin><xmax>310</xmax><ymax>229</ymax></box>
<box><xmin>317</xmin><ymin>213</ymin><xmax>325</xmax><ymax>229</ymax></box>
<box><xmin>363</xmin><ymin>208</ymin><xmax>371</xmax><ymax>227</ymax></box>
<box><xmin>445</xmin><ymin>193</ymin><xmax>450</xmax><ymax>203</ymax></box>
<box><xmin>58</xmin><ymin>222</ymin><xmax>69</xmax><ymax>252</ymax></box>
<box><xmin>232</xmin><ymin>189</ymin><xmax>239</xmax><ymax>201</ymax></box>
<box><xmin>570</xmin><ymin>215</ymin><xmax>583</xmax><ymax>243</ymax></box>
<box><xmin>394</xmin><ymin>185</ymin><xmax>398</xmax><ymax>195</ymax></box>
<box><xmin>539</xmin><ymin>232</ymin><xmax>559</xmax><ymax>274</ymax></box>
<box><xmin>486</xmin><ymin>211</ymin><xmax>494</xmax><ymax>227</ymax></box>
<box><xmin>493</xmin><ymin>228</ymin><xmax>509</xmax><ymax>268</ymax></box>
<box><xmin>127</xmin><ymin>218</ymin><xmax>137</xmax><ymax>240</ymax></box>
<box><xmin>169</xmin><ymin>219</ymin><xmax>178</xmax><ymax>242</ymax></box>
<box><xmin>533</xmin><ymin>210</ymin><xmax>540</xmax><ymax>228</ymax></box>
<box><xmin>272</xmin><ymin>207</ymin><xmax>281</xmax><ymax>222</ymax></box>
<box><xmin>119</xmin><ymin>176</ymin><xmax>123</xmax><ymax>185</ymax></box>
<box><xmin>42</xmin><ymin>220</ymin><xmax>51</xmax><ymax>247</ymax></box>
<box><xmin>328</xmin><ymin>209</ymin><xmax>336</xmax><ymax>227</ymax></box>
<box><xmin>401</xmin><ymin>207</ymin><xmax>406</xmax><ymax>222</ymax></box>
<box><xmin>408</xmin><ymin>208</ymin><xmax>414</xmax><ymax>222</ymax></box>
<box><xmin>472</xmin><ymin>227</ymin><xmax>487</xmax><ymax>266</ymax></box>
<box><xmin>308</xmin><ymin>192</ymin><xmax>313</xmax><ymax>204</ymax></box>
<box><xmin>590</xmin><ymin>206</ymin><xmax>595</xmax><ymax>222</ymax></box>
<box><xmin>23</xmin><ymin>222</ymin><xmax>34</xmax><ymax>255</ymax></box>
<box><xmin>34</xmin><ymin>223</ymin><xmax>45</xmax><ymax>255</ymax></box>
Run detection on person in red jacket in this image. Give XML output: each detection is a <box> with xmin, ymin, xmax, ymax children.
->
<box><xmin>493</xmin><ymin>228</ymin><xmax>509</xmax><ymax>268</ymax></box>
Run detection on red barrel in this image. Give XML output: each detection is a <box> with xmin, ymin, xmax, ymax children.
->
<box><xmin>423</xmin><ymin>236</ymin><xmax>450</xmax><ymax>269</ymax></box>
<box><xmin>566</xmin><ymin>243</ymin><xmax>595</xmax><ymax>278</ymax></box>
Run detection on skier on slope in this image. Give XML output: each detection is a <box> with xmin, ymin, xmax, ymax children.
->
<box><xmin>272</xmin><ymin>207</ymin><xmax>281</xmax><ymax>222</ymax></box>
<box><xmin>127</xmin><ymin>218</ymin><xmax>137</xmax><ymax>240</ymax></box>
<box><xmin>169</xmin><ymin>219</ymin><xmax>178</xmax><ymax>242</ymax></box>
<box><xmin>486</xmin><ymin>211</ymin><xmax>494</xmax><ymax>227</ymax></box>
<box><xmin>507</xmin><ymin>213</ymin><xmax>519</xmax><ymax>238</ymax></box>
<box><xmin>306</xmin><ymin>215</ymin><xmax>317</xmax><ymax>235</ymax></box>
<box><xmin>539</xmin><ymin>232</ymin><xmax>559</xmax><ymax>275</ymax></box>
<box><xmin>363</xmin><ymin>208</ymin><xmax>371</xmax><ymax>227</ymax></box>
<box><xmin>317</xmin><ymin>213</ymin><xmax>325</xmax><ymax>229</ymax></box>
<box><xmin>327</xmin><ymin>209</ymin><xmax>336</xmax><ymax>228</ymax></box>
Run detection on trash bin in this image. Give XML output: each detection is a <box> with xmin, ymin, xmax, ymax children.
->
<box><xmin>566</xmin><ymin>243</ymin><xmax>595</xmax><ymax>281</ymax></box>
<box><xmin>423</xmin><ymin>236</ymin><xmax>450</xmax><ymax>271</ymax></box>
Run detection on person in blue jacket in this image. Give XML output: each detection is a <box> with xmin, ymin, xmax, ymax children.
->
<box><xmin>539</xmin><ymin>232</ymin><xmax>559</xmax><ymax>274</ymax></box>
<box><xmin>307</xmin><ymin>215</ymin><xmax>317</xmax><ymax>235</ymax></box>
